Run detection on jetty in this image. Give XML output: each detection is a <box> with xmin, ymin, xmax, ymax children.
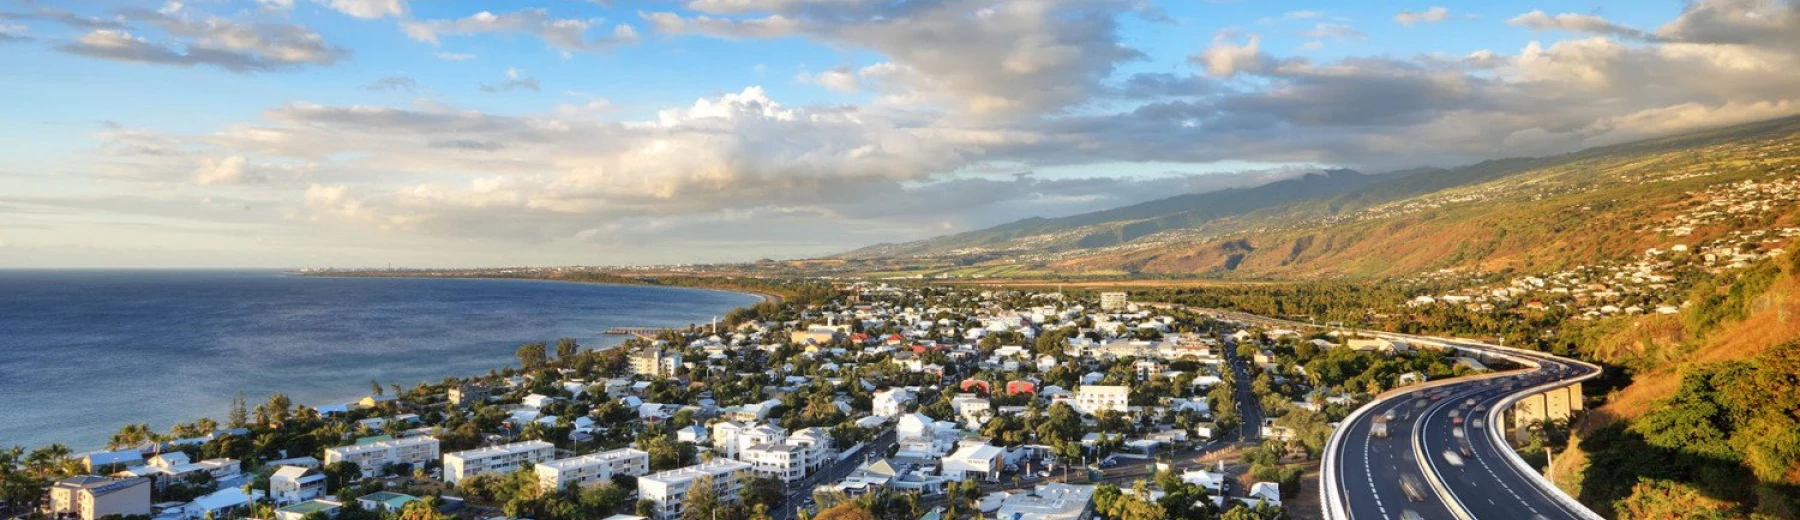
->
<box><xmin>603</xmin><ymin>327</ymin><xmax>679</xmax><ymax>336</ymax></box>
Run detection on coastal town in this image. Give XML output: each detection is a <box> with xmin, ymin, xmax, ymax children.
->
<box><xmin>0</xmin><ymin>284</ymin><xmax>1487</xmax><ymax>520</ymax></box>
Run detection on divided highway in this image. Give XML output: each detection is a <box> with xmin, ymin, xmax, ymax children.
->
<box><xmin>1198</xmin><ymin>310</ymin><xmax>1605</xmax><ymax>520</ymax></box>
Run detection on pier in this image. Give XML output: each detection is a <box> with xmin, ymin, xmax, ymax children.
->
<box><xmin>603</xmin><ymin>326</ymin><xmax>681</xmax><ymax>336</ymax></box>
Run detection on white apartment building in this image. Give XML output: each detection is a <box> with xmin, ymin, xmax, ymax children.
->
<box><xmin>787</xmin><ymin>427</ymin><xmax>833</xmax><ymax>471</ymax></box>
<box><xmin>442</xmin><ymin>440</ymin><xmax>556</xmax><ymax>484</ymax></box>
<box><xmin>740</xmin><ymin>443</ymin><xmax>805</xmax><ymax>483</ymax></box>
<box><xmin>712</xmin><ymin>422</ymin><xmax>785</xmax><ymax>459</ymax></box>
<box><xmin>637</xmin><ymin>460</ymin><xmax>753</xmax><ymax>520</ymax></box>
<box><xmin>872</xmin><ymin>388</ymin><xmax>915</xmax><ymax>418</ymax></box>
<box><xmin>534</xmin><ymin>448</ymin><xmax>651</xmax><ymax>491</ymax></box>
<box><xmin>324</xmin><ymin>436</ymin><xmax>440</xmax><ymax>479</ymax></box>
<box><xmin>1074</xmin><ymin>385</ymin><xmax>1130</xmax><ymax>415</ymax></box>
<box><xmin>1099</xmin><ymin>292</ymin><xmax>1129</xmax><ymax>311</ymax></box>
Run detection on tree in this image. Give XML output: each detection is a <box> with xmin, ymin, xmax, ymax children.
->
<box><xmin>518</xmin><ymin>342</ymin><xmax>549</xmax><ymax>369</ymax></box>
<box><xmin>322</xmin><ymin>461</ymin><xmax>362</xmax><ymax>493</ymax></box>
<box><xmin>228</xmin><ymin>392</ymin><xmax>249</xmax><ymax>428</ymax></box>
<box><xmin>1614</xmin><ymin>479</ymin><xmax>1740</xmax><ymax>520</ymax></box>
<box><xmin>680</xmin><ymin>475</ymin><xmax>720</xmax><ymax>520</ymax></box>
<box><xmin>109</xmin><ymin>423</ymin><xmax>155</xmax><ymax>450</ymax></box>
<box><xmin>556</xmin><ymin>338</ymin><xmax>580</xmax><ymax>361</ymax></box>
<box><xmin>370</xmin><ymin>380</ymin><xmax>384</xmax><ymax>396</ymax></box>
<box><xmin>741</xmin><ymin>476</ymin><xmax>784</xmax><ymax>509</ymax></box>
<box><xmin>635</xmin><ymin>499</ymin><xmax>657</xmax><ymax>518</ymax></box>
<box><xmin>811</xmin><ymin>503</ymin><xmax>875</xmax><ymax>520</ymax></box>
<box><xmin>395</xmin><ymin>499</ymin><xmax>449</xmax><ymax>520</ymax></box>
<box><xmin>578</xmin><ymin>483</ymin><xmax>630</xmax><ymax>516</ymax></box>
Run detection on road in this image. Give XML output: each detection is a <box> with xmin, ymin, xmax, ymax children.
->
<box><xmin>1200</xmin><ymin>309</ymin><xmax>1603</xmax><ymax>520</ymax></box>
<box><xmin>1221</xmin><ymin>336</ymin><xmax>1266</xmax><ymax>442</ymax></box>
<box><xmin>775</xmin><ymin>428</ymin><xmax>896</xmax><ymax>520</ymax></box>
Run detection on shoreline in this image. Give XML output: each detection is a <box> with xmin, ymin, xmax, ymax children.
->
<box><xmin>297</xmin><ymin>269</ymin><xmax>788</xmax><ymax>306</ymax></box>
<box><xmin>12</xmin><ymin>273</ymin><xmax>765</xmax><ymax>454</ymax></box>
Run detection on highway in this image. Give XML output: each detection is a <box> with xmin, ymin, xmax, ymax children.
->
<box><xmin>1198</xmin><ymin>309</ymin><xmax>1604</xmax><ymax>520</ymax></box>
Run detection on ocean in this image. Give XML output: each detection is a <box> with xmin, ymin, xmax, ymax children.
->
<box><xmin>0</xmin><ymin>270</ymin><xmax>759</xmax><ymax>452</ymax></box>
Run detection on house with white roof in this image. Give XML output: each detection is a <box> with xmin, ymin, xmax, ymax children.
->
<box><xmin>269</xmin><ymin>466</ymin><xmax>325</xmax><ymax>504</ymax></box>
<box><xmin>940</xmin><ymin>444</ymin><xmax>1003</xmax><ymax>482</ymax></box>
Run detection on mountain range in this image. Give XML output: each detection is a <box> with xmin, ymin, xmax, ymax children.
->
<box><xmin>841</xmin><ymin>114</ymin><xmax>1800</xmax><ymax>280</ymax></box>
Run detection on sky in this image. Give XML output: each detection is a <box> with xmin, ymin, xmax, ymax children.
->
<box><xmin>1</xmin><ymin>0</ymin><xmax>1797</xmax><ymax>268</ymax></box>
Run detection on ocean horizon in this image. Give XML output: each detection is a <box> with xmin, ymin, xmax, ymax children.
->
<box><xmin>0</xmin><ymin>269</ymin><xmax>758</xmax><ymax>452</ymax></box>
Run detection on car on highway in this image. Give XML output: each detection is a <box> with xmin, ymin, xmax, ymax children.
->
<box><xmin>1442</xmin><ymin>449</ymin><xmax>1465</xmax><ymax>467</ymax></box>
<box><xmin>1400</xmin><ymin>510</ymin><xmax>1425</xmax><ymax>520</ymax></box>
<box><xmin>1464</xmin><ymin>398</ymin><xmax>1477</xmax><ymax>408</ymax></box>
<box><xmin>1472</xmin><ymin>418</ymin><xmax>1485</xmax><ymax>429</ymax></box>
<box><xmin>1453</xmin><ymin>426</ymin><xmax>1465</xmax><ymax>439</ymax></box>
<box><xmin>1415</xmin><ymin>399</ymin><xmax>1429</xmax><ymax>409</ymax></box>
<box><xmin>1401</xmin><ymin>474</ymin><xmax>1428</xmax><ymax>502</ymax></box>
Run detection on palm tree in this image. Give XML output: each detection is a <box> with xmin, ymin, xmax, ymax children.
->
<box><xmin>110</xmin><ymin>423</ymin><xmax>154</xmax><ymax>450</ymax></box>
<box><xmin>520</xmin><ymin>421</ymin><xmax>548</xmax><ymax>441</ymax></box>
<box><xmin>26</xmin><ymin>444</ymin><xmax>71</xmax><ymax>478</ymax></box>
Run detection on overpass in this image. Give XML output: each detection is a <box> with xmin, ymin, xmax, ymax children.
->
<box><xmin>1198</xmin><ymin>309</ymin><xmax>1603</xmax><ymax>520</ymax></box>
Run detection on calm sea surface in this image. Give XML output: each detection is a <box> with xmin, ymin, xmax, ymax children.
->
<box><xmin>0</xmin><ymin>270</ymin><xmax>758</xmax><ymax>452</ymax></box>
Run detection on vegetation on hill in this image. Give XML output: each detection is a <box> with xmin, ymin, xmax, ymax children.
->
<box><xmin>845</xmin><ymin>115</ymin><xmax>1800</xmax><ymax>281</ymax></box>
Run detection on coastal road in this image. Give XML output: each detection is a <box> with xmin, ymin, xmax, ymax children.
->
<box><xmin>1198</xmin><ymin>309</ymin><xmax>1604</xmax><ymax>520</ymax></box>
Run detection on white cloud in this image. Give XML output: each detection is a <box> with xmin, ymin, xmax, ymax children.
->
<box><xmin>642</xmin><ymin>0</ymin><xmax>1150</xmax><ymax>118</ymax></box>
<box><xmin>479</xmin><ymin>68</ymin><xmax>540</xmax><ymax>93</ymax></box>
<box><xmin>1194</xmin><ymin>31</ymin><xmax>1269</xmax><ymax>76</ymax></box>
<box><xmin>402</xmin><ymin>9</ymin><xmax>639</xmax><ymax>52</ymax></box>
<box><xmin>1509</xmin><ymin>10</ymin><xmax>1649</xmax><ymax>40</ymax></box>
<box><xmin>54</xmin><ymin>7</ymin><xmax>346</xmax><ymax>72</ymax></box>
<box><xmin>320</xmin><ymin>0</ymin><xmax>407</xmax><ymax>20</ymax></box>
<box><xmin>797</xmin><ymin>67</ymin><xmax>859</xmax><ymax>93</ymax></box>
<box><xmin>1396</xmin><ymin>7</ymin><xmax>1449</xmax><ymax>27</ymax></box>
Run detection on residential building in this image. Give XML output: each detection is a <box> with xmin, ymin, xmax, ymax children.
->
<box><xmin>447</xmin><ymin>384</ymin><xmax>490</xmax><ymax>407</ymax></box>
<box><xmin>179</xmin><ymin>487</ymin><xmax>251</xmax><ymax>520</ymax></box>
<box><xmin>534</xmin><ymin>448</ymin><xmax>651</xmax><ymax>491</ymax></box>
<box><xmin>714</xmin><ymin>422</ymin><xmax>785</xmax><ymax>459</ymax></box>
<box><xmin>81</xmin><ymin>450</ymin><xmax>143</xmax><ymax>472</ymax></box>
<box><xmin>986</xmin><ymin>482</ymin><xmax>1096</xmax><ymax>520</ymax></box>
<box><xmin>675</xmin><ymin>425</ymin><xmax>708</xmax><ymax>445</ymax></box>
<box><xmin>872</xmin><ymin>388</ymin><xmax>915</xmax><ymax>418</ymax></box>
<box><xmin>273</xmin><ymin>500</ymin><xmax>340</xmax><ymax>520</ymax></box>
<box><xmin>940</xmin><ymin>444</ymin><xmax>1002</xmax><ymax>482</ymax></box>
<box><xmin>637</xmin><ymin>460</ymin><xmax>753</xmax><ymax>520</ymax></box>
<box><xmin>630</xmin><ymin>349</ymin><xmax>682</xmax><ymax>377</ymax></box>
<box><xmin>740</xmin><ymin>443</ymin><xmax>805</xmax><ymax>483</ymax></box>
<box><xmin>48</xmin><ymin>476</ymin><xmax>151</xmax><ymax>520</ymax></box>
<box><xmin>356</xmin><ymin>492</ymin><xmax>421</xmax><ymax>513</ymax></box>
<box><xmin>1073</xmin><ymin>385</ymin><xmax>1129</xmax><ymax>415</ymax></box>
<box><xmin>269</xmin><ymin>466</ymin><xmax>326</xmax><ymax>504</ymax></box>
<box><xmin>442</xmin><ymin>441</ymin><xmax>556</xmax><ymax>484</ymax></box>
<box><xmin>1099</xmin><ymin>292</ymin><xmax>1129</xmax><ymax>311</ymax></box>
<box><xmin>786</xmin><ymin>427</ymin><xmax>833</xmax><ymax>471</ymax></box>
<box><xmin>324</xmin><ymin>436</ymin><xmax>440</xmax><ymax>479</ymax></box>
<box><xmin>1246</xmin><ymin>481</ymin><xmax>1282</xmax><ymax>507</ymax></box>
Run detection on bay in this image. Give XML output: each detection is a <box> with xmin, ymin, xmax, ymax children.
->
<box><xmin>0</xmin><ymin>270</ymin><xmax>758</xmax><ymax>452</ymax></box>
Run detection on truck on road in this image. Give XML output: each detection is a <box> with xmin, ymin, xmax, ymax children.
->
<box><xmin>1372</xmin><ymin>410</ymin><xmax>1395</xmax><ymax>438</ymax></box>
